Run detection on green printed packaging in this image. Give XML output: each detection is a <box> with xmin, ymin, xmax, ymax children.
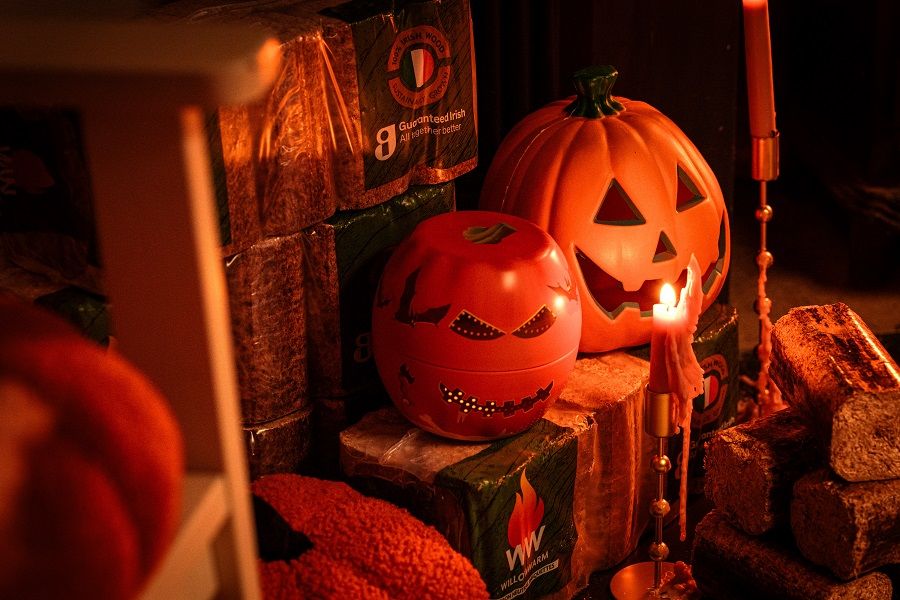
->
<box><xmin>680</xmin><ymin>303</ymin><xmax>740</xmax><ymax>493</ymax></box>
<box><xmin>303</xmin><ymin>182</ymin><xmax>455</xmax><ymax>399</ymax></box>
<box><xmin>158</xmin><ymin>0</ymin><xmax>476</xmax><ymax>248</ymax></box>
<box><xmin>341</xmin><ymin>351</ymin><xmax>655</xmax><ymax>599</ymax></box>
<box><xmin>342</xmin><ymin>408</ymin><xmax>577</xmax><ymax>600</ymax></box>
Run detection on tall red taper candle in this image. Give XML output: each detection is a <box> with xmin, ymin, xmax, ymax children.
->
<box><xmin>743</xmin><ymin>0</ymin><xmax>777</xmax><ymax>138</ymax></box>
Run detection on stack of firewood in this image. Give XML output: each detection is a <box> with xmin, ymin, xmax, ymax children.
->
<box><xmin>692</xmin><ymin>302</ymin><xmax>900</xmax><ymax>599</ymax></box>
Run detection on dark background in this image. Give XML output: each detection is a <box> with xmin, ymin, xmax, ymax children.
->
<box><xmin>456</xmin><ymin>0</ymin><xmax>741</xmax><ymax>212</ymax></box>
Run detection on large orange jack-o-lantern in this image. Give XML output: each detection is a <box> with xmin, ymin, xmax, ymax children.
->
<box><xmin>481</xmin><ymin>65</ymin><xmax>730</xmax><ymax>353</ymax></box>
<box><xmin>372</xmin><ymin>211</ymin><xmax>581</xmax><ymax>441</ymax></box>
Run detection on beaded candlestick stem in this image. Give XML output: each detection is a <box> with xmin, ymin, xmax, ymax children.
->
<box><xmin>743</xmin><ymin>0</ymin><xmax>783</xmax><ymax>415</ymax></box>
<box><xmin>608</xmin><ymin>388</ymin><xmax>676</xmax><ymax>598</ymax></box>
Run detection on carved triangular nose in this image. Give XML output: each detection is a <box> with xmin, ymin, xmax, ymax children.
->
<box><xmin>653</xmin><ymin>231</ymin><xmax>677</xmax><ymax>262</ymax></box>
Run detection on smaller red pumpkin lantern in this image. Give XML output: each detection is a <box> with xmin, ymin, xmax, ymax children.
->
<box><xmin>372</xmin><ymin>211</ymin><xmax>581</xmax><ymax>441</ymax></box>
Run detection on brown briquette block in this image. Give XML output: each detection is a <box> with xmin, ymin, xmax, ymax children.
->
<box><xmin>157</xmin><ymin>1</ymin><xmax>338</xmax><ymax>236</ymax></box>
<box><xmin>554</xmin><ymin>352</ymin><xmax>655</xmax><ymax>575</ymax></box>
<box><xmin>210</xmin><ymin>105</ymin><xmax>262</xmax><ymax>256</ymax></box>
<box><xmin>242</xmin><ymin>14</ymin><xmax>336</xmax><ymax>234</ymax></box>
<box><xmin>770</xmin><ymin>303</ymin><xmax>900</xmax><ymax>482</ymax></box>
<box><xmin>792</xmin><ymin>469</ymin><xmax>900</xmax><ymax>581</ymax></box>
<box><xmin>300</xmin><ymin>223</ymin><xmax>343</xmax><ymax>398</ymax></box>
<box><xmin>692</xmin><ymin>510</ymin><xmax>892</xmax><ymax>600</ymax></box>
<box><xmin>243</xmin><ymin>407</ymin><xmax>313</xmax><ymax>480</ymax></box>
<box><xmin>224</xmin><ymin>234</ymin><xmax>308</xmax><ymax>425</ymax></box>
<box><xmin>704</xmin><ymin>406</ymin><xmax>822</xmax><ymax>535</ymax></box>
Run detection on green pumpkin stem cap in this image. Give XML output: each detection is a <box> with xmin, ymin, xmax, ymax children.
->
<box><xmin>567</xmin><ymin>65</ymin><xmax>625</xmax><ymax>118</ymax></box>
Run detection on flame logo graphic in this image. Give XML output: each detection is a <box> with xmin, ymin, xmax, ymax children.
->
<box><xmin>507</xmin><ymin>470</ymin><xmax>544</xmax><ymax>550</ymax></box>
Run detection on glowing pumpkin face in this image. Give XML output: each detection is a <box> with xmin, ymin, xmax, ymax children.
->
<box><xmin>372</xmin><ymin>211</ymin><xmax>581</xmax><ymax>441</ymax></box>
<box><xmin>481</xmin><ymin>65</ymin><xmax>730</xmax><ymax>353</ymax></box>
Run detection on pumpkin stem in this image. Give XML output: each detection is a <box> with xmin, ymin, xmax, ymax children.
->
<box><xmin>567</xmin><ymin>65</ymin><xmax>624</xmax><ymax>118</ymax></box>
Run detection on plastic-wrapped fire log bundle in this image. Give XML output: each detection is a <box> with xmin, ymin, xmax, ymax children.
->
<box><xmin>340</xmin><ymin>351</ymin><xmax>655</xmax><ymax>600</ymax></box>
<box><xmin>224</xmin><ymin>233</ymin><xmax>308</xmax><ymax>425</ymax></box>
<box><xmin>243</xmin><ymin>407</ymin><xmax>314</xmax><ymax>479</ymax></box>
<box><xmin>158</xmin><ymin>0</ymin><xmax>477</xmax><ymax>253</ymax></box>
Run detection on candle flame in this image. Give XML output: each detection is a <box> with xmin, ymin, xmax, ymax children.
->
<box><xmin>660</xmin><ymin>283</ymin><xmax>676</xmax><ymax>308</ymax></box>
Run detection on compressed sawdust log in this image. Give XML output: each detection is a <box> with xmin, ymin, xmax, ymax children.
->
<box><xmin>224</xmin><ymin>234</ymin><xmax>307</xmax><ymax>425</ymax></box>
<box><xmin>242</xmin><ymin>407</ymin><xmax>313</xmax><ymax>480</ymax></box>
<box><xmin>209</xmin><ymin>105</ymin><xmax>262</xmax><ymax>256</ymax></box>
<box><xmin>704</xmin><ymin>406</ymin><xmax>821</xmax><ymax>535</ymax></box>
<box><xmin>792</xmin><ymin>468</ymin><xmax>900</xmax><ymax>580</ymax></box>
<box><xmin>692</xmin><ymin>510</ymin><xmax>892</xmax><ymax>600</ymax></box>
<box><xmin>770</xmin><ymin>303</ymin><xmax>900</xmax><ymax>482</ymax></box>
<box><xmin>552</xmin><ymin>352</ymin><xmax>655</xmax><ymax>576</ymax></box>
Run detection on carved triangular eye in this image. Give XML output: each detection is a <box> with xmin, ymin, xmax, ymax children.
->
<box><xmin>653</xmin><ymin>231</ymin><xmax>677</xmax><ymax>262</ymax></box>
<box><xmin>676</xmin><ymin>165</ymin><xmax>705</xmax><ymax>211</ymax></box>
<box><xmin>595</xmin><ymin>179</ymin><xmax>646</xmax><ymax>225</ymax></box>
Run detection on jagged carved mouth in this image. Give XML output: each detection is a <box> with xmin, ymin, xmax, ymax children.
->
<box><xmin>438</xmin><ymin>381</ymin><xmax>553</xmax><ymax>417</ymax></box>
<box><xmin>576</xmin><ymin>217</ymin><xmax>727</xmax><ymax>319</ymax></box>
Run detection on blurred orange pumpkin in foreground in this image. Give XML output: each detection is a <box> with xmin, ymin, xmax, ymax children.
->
<box><xmin>0</xmin><ymin>295</ymin><xmax>183</xmax><ymax>600</ymax></box>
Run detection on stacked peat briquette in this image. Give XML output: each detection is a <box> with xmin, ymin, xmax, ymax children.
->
<box><xmin>694</xmin><ymin>302</ymin><xmax>900</xmax><ymax>599</ymax></box>
<box><xmin>156</xmin><ymin>0</ymin><xmax>478</xmax><ymax>478</ymax></box>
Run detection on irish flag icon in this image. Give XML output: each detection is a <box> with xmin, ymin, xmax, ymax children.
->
<box><xmin>402</xmin><ymin>47</ymin><xmax>435</xmax><ymax>89</ymax></box>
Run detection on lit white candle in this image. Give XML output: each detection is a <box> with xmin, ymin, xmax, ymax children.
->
<box><xmin>649</xmin><ymin>282</ymin><xmax>677</xmax><ymax>393</ymax></box>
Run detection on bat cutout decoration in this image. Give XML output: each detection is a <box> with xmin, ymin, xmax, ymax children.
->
<box><xmin>394</xmin><ymin>268</ymin><xmax>451</xmax><ymax>326</ymax></box>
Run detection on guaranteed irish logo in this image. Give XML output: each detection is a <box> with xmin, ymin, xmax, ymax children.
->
<box><xmin>387</xmin><ymin>25</ymin><xmax>452</xmax><ymax>108</ymax></box>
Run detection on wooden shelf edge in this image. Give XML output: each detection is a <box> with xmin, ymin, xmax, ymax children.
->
<box><xmin>141</xmin><ymin>472</ymin><xmax>230</xmax><ymax>600</ymax></box>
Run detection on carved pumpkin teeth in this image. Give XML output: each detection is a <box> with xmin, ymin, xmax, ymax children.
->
<box><xmin>575</xmin><ymin>247</ymin><xmax>659</xmax><ymax>317</ymax></box>
<box><xmin>702</xmin><ymin>216</ymin><xmax>728</xmax><ymax>294</ymax></box>
<box><xmin>575</xmin><ymin>246</ymin><xmax>723</xmax><ymax>320</ymax></box>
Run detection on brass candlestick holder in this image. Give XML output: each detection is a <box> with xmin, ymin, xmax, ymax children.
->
<box><xmin>609</xmin><ymin>387</ymin><xmax>677</xmax><ymax>599</ymax></box>
<box><xmin>751</xmin><ymin>131</ymin><xmax>782</xmax><ymax>416</ymax></box>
